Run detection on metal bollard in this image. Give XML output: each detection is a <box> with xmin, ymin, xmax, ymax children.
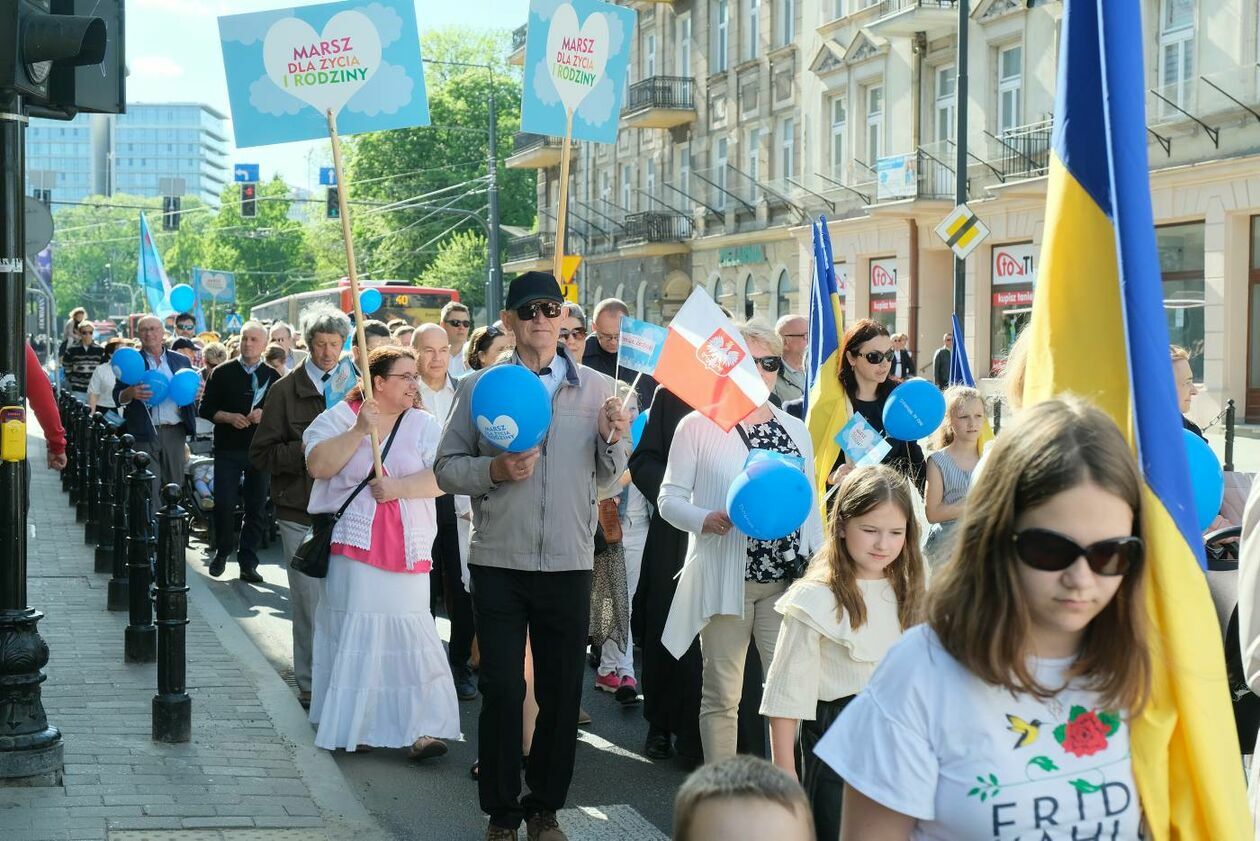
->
<box><xmin>59</xmin><ymin>394</ymin><xmax>72</xmax><ymax>494</ymax></box>
<box><xmin>107</xmin><ymin>434</ymin><xmax>135</xmax><ymax>612</ymax></box>
<box><xmin>67</xmin><ymin>401</ymin><xmax>82</xmax><ymax>508</ymax></box>
<box><xmin>84</xmin><ymin>413</ymin><xmax>104</xmax><ymax>544</ymax></box>
<box><xmin>75</xmin><ymin>405</ymin><xmax>91</xmax><ymax>523</ymax></box>
<box><xmin>153</xmin><ymin>484</ymin><xmax>191</xmax><ymax>743</ymax></box>
<box><xmin>94</xmin><ymin>426</ymin><xmax>120</xmax><ymax>574</ymax></box>
<box><xmin>1225</xmin><ymin>398</ymin><xmax>1236</xmax><ymax>473</ymax></box>
<box><xmin>124</xmin><ymin>451</ymin><xmax>157</xmax><ymax>663</ymax></box>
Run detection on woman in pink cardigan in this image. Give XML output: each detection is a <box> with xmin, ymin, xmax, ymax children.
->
<box><xmin>303</xmin><ymin>345</ymin><xmax>459</xmax><ymax>757</ymax></box>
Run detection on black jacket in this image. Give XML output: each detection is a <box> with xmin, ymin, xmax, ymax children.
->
<box><xmin>932</xmin><ymin>346</ymin><xmax>952</xmax><ymax>388</ymax></box>
<box><xmin>199</xmin><ymin>358</ymin><xmax>281</xmax><ymax>451</ymax></box>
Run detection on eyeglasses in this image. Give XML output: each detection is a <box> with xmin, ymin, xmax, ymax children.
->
<box><xmin>382</xmin><ymin>373</ymin><xmax>420</xmax><ymax>383</ymax></box>
<box><xmin>596</xmin><ymin>331</ymin><xmax>619</xmax><ymax>344</ymax></box>
<box><xmin>1012</xmin><ymin>528</ymin><xmax>1144</xmax><ymax>577</ymax></box>
<box><xmin>753</xmin><ymin>355</ymin><xmax>783</xmax><ymax>373</ymax></box>
<box><xmin>559</xmin><ymin>328</ymin><xmax>587</xmax><ymax>341</ymax></box>
<box><xmin>515</xmin><ymin>301</ymin><xmax>563</xmax><ymax>321</ymax></box>
<box><xmin>177</xmin><ymin>324</ymin><xmax>195</xmax><ymax>332</ymax></box>
<box><xmin>780</xmin><ymin>333</ymin><xmax>807</xmax><ymax>339</ymax></box>
<box><xmin>445</xmin><ymin>319</ymin><xmax>472</xmax><ymax>329</ymax></box>
<box><xmin>857</xmin><ymin>350</ymin><xmax>896</xmax><ymax>365</ymax></box>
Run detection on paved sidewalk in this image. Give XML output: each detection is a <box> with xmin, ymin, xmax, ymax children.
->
<box><xmin>0</xmin><ymin>433</ymin><xmax>388</xmax><ymax>841</ymax></box>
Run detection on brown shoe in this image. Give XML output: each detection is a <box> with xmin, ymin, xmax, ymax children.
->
<box><xmin>526</xmin><ymin>811</ymin><xmax>566</xmax><ymax>841</ymax></box>
<box><xmin>408</xmin><ymin>736</ymin><xmax>448</xmax><ymax>760</ymax></box>
<box><xmin>485</xmin><ymin>822</ymin><xmax>517</xmax><ymax>841</ymax></box>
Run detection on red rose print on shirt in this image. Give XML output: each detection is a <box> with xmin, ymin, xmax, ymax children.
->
<box><xmin>1053</xmin><ymin>706</ymin><xmax>1122</xmax><ymax>758</ymax></box>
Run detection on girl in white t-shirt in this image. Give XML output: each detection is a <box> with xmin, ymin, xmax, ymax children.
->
<box><xmin>761</xmin><ymin>465</ymin><xmax>926</xmax><ymax>841</ymax></box>
<box><xmin>818</xmin><ymin>397</ymin><xmax>1150</xmax><ymax>841</ymax></box>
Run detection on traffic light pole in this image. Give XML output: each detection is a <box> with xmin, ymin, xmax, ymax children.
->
<box><xmin>0</xmin><ymin>89</ymin><xmax>63</xmax><ymax>785</ymax></box>
<box><xmin>953</xmin><ymin>0</ymin><xmax>970</xmax><ymax>324</ymax></box>
<box><xmin>486</xmin><ymin>84</ymin><xmax>503</xmax><ymax>319</ymax></box>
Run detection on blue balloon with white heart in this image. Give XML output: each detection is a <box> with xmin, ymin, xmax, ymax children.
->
<box><xmin>882</xmin><ymin>378</ymin><xmax>947</xmax><ymax>441</ymax></box>
<box><xmin>1183</xmin><ymin>429</ymin><xmax>1224</xmax><ymax>531</ymax></box>
<box><xmin>169</xmin><ymin>368</ymin><xmax>201</xmax><ymax>407</ymax></box>
<box><xmin>111</xmin><ymin>347</ymin><xmax>145</xmax><ymax>385</ymax></box>
<box><xmin>471</xmin><ymin>364</ymin><xmax>552</xmax><ymax>453</ymax></box>
<box><xmin>631</xmin><ymin>409</ymin><xmax>649</xmax><ymax>450</ymax></box>
<box><xmin>726</xmin><ymin>455</ymin><xmax>813</xmax><ymax>541</ymax></box>
<box><xmin>140</xmin><ymin>370</ymin><xmax>170</xmax><ymax>405</ymax></box>
<box><xmin>360</xmin><ymin>288</ymin><xmax>382</xmax><ymax>315</ymax></box>
<box><xmin>168</xmin><ymin>283</ymin><xmax>195</xmax><ymax>313</ymax></box>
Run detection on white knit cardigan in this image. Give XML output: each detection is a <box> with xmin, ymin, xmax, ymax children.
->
<box><xmin>659</xmin><ymin>405</ymin><xmax>825</xmax><ymax>659</ymax></box>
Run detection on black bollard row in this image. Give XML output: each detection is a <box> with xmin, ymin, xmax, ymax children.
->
<box><xmin>94</xmin><ymin>425</ymin><xmax>119</xmax><ymax>574</ymax></box>
<box><xmin>74</xmin><ymin>404</ymin><xmax>90</xmax><ymax>524</ymax></box>
<box><xmin>67</xmin><ymin>400</ymin><xmax>81</xmax><ymax>509</ymax></box>
<box><xmin>153</xmin><ymin>484</ymin><xmax>191</xmax><ymax>743</ymax></box>
<box><xmin>124</xmin><ymin>451</ymin><xmax>157</xmax><ymax>663</ymax></box>
<box><xmin>84</xmin><ymin>413</ymin><xmax>104</xmax><ymax>544</ymax></box>
<box><xmin>58</xmin><ymin>394</ymin><xmax>72</xmax><ymax>495</ymax></box>
<box><xmin>107</xmin><ymin>434</ymin><xmax>135</xmax><ymax>612</ymax></box>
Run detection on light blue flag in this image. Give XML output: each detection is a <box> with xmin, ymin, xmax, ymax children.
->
<box><xmin>137</xmin><ymin>213</ymin><xmax>173</xmax><ymax>317</ymax></box>
<box><xmin>617</xmin><ymin>315</ymin><xmax>667</xmax><ymax>375</ymax></box>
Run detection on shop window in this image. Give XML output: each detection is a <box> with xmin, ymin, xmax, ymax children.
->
<box><xmin>869</xmin><ymin>258</ymin><xmax>897</xmax><ymax>333</ymax></box>
<box><xmin>989</xmin><ymin>242</ymin><xmax>1038</xmax><ymax>375</ymax></box>
<box><xmin>776</xmin><ymin>269</ymin><xmax>794</xmax><ymax>317</ymax></box>
<box><xmin>1157</xmin><ymin>221</ymin><xmax>1205</xmax><ymax>380</ymax></box>
<box><xmin>744</xmin><ymin>274</ymin><xmax>757</xmax><ymax>319</ymax></box>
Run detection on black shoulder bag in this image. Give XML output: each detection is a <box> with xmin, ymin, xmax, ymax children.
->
<box><xmin>734</xmin><ymin>420</ymin><xmax>810</xmax><ymax>579</ymax></box>
<box><xmin>290</xmin><ymin>412</ymin><xmax>406</xmax><ymax>579</ymax></box>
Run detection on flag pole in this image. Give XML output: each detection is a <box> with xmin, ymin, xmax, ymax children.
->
<box><xmin>326</xmin><ymin>108</ymin><xmax>383</xmax><ymax>476</ymax></box>
<box><xmin>552</xmin><ymin>112</ymin><xmax>574</xmax><ymax>280</ymax></box>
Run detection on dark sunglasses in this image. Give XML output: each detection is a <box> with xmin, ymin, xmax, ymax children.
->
<box><xmin>445</xmin><ymin>319</ymin><xmax>472</xmax><ymax>329</ymax></box>
<box><xmin>753</xmin><ymin>355</ymin><xmax>782</xmax><ymax>373</ymax></box>
<box><xmin>856</xmin><ymin>349</ymin><xmax>896</xmax><ymax>365</ymax></box>
<box><xmin>176</xmin><ymin>324</ymin><xmax>195</xmax><ymax>331</ymax></box>
<box><xmin>515</xmin><ymin>300</ymin><xmax>563</xmax><ymax>321</ymax></box>
<box><xmin>1012</xmin><ymin>528</ymin><xmax>1144</xmax><ymax>577</ymax></box>
<box><xmin>559</xmin><ymin>327</ymin><xmax>587</xmax><ymax>340</ymax></box>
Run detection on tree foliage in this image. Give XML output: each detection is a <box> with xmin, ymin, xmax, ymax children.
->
<box><xmin>419</xmin><ymin>229</ymin><xmax>488</xmax><ymax>312</ymax></box>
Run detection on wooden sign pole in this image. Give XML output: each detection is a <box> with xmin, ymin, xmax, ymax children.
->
<box><xmin>326</xmin><ymin>108</ymin><xmax>383</xmax><ymax>476</ymax></box>
<box><xmin>552</xmin><ymin>112</ymin><xmax>575</xmax><ymax>280</ymax></box>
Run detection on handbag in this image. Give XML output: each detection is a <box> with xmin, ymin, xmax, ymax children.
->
<box><xmin>290</xmin><ymin>412</ymin><xmax>406</xmax><ymax>579</ymax></box>
<box><xmin>734</xmin><ymin>420</ymin><xmax>810</xmax><ymax>579</ymax></box>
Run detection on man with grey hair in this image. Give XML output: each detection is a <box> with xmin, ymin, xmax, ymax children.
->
<box><xmin>250</xmin><ymin>304</ymin><xmax>351</xmax><ymax>707</ymax></box>
<box><xmin>269</xmin><ymin>321</ymin><xmax>307</xmax><ymax>370</ymax></box>
<box><xmin>199</xmin><ymin>320</ymin><xmax>279</xmax><ymax>582</ymax></box>
<box><xmin>773</xmin><ymin>314</ymin><xmax>807</xmax><ymax>405</ymax></box>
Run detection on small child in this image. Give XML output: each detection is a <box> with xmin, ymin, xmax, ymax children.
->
<box><xmin>673</xmin><ymin>755</ymin><xmax>816</xmax><ymax>841</ymax></box>
<box><xmin>191</xmin><ymin>461</ymin><xmax>215</xmax><ymax>511</ymax></box>
<box><xmin>760</xmin><ymin>465</ymin><xmax>926</xmax><ymax>841</ymax></box>
<box><xmin>923</xmin><ymin>385</ymin><xmax>984</xmax><ymax>567</ymax></box>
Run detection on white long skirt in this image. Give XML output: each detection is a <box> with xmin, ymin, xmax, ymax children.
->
<box><xmin>310</xmin><ymin>554</ymin><xmax>461</xmax><ymax>751</ymax></box>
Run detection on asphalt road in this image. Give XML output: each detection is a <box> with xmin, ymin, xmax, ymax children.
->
<box><xmin>190</xmin><ymin>532</ymin><xmax>690</xmax><ymax>841</ymax></box>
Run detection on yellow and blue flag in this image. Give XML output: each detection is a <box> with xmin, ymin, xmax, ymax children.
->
<box><xmin>947</xmin><ymin>313</ymin><xmax>994</xmax><ymax>455</ymax></box>
<box><xmin>1023</xmin><ymin>1</ymin><xmax>1250</xmax><ymax>836</ymax></box>
<box><xmin>804</xmin><ymin>217</ymin><xmax>848</xmax><ymax>514</ymax></box>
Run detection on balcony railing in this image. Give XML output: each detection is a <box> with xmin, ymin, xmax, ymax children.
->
<box><xmin>622</xmin><ymin>76</ymin><xmax>695</xmax><ymax>114</ymax></box>
<box><xmin>512</xmin><ymin>132</ymin><xmax>560</xmax><ymax>155</ymax></box>
<box><xmin>505</xmin><ymin>233</ymin><xmax>554</xmax><ymax>263</ymax></box>
<box><xmin>997</xmin><ymin>118</ymin><xmax>1053</xmax><ymax>180</ymax></box>
<box><xmin>876</xmin><ymin>0</ymin><xmax>957</xmax><ymax>14</ymax></box>
<box><xmin>511</xmin><ymin>24</ymin><xmax>528</xmax><ymax>53</ymax></box>
<box><xmin>621</xmin><ymin>212</ymin><xmax>693</xmax><ymax>244</ymax></box>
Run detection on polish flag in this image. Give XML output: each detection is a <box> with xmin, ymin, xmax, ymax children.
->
<box><xmin>654</xmin><ymin>287</ymin><xmax>770</xmax><ymax>431</ymax></box>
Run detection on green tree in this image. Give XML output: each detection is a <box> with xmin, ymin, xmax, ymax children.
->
<box><xmin>419</xmin><ymin>229</ymin><xmax>487</xmax><ymax>311</ymax></box>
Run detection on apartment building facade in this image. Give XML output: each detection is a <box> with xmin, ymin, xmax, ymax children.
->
<box><xmin>507</xmin><ymin>0</ymin><xmax>1260</xmax><ymax>419</ymax></box>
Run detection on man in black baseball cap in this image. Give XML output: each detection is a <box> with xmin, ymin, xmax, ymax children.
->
<box><xmin>436</xmin><ymin>270</ymin><xmax>631</xmax><ymax>841</ymax></box>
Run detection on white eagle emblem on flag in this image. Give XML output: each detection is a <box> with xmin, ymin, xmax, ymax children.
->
<box><xmin>696</xmin><ymin>329</ymin><xmax>744</xmax><ymax>377</ymax></box>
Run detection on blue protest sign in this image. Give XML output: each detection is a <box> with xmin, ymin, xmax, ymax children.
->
<box><xmin>319</xmin><ymin>166</ymin><xmax>338</xmax><ymax>186</ymax></box>
<box><xmin>218</xmin><ymin>0</ymin><xmax>430</xmax><ymax>148</ymax></box>
<box><xmin>194</xmin><ymin>268</ymin><xmax>237</xmax><ymax>305</ymax></box>
<box><xmin>520</xmin><ymin>0</ymin><xmax>637</xmax><ymax>144</ymax></box>
<box><xmin>617</xmin><ymin>315</ymin><xmax>667</xmax><ymax>375</ymax></box>
<box><xmin>835</xmin><ymin>413</ymin><xmax>891</xmax><ymax>469</ymax></box>
<box><xmin>234</xmin><ymin>164</ymin><xmax>260</xmax><ymax>183</ymax></box>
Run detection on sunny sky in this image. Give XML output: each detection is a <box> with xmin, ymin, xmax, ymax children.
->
<box><xmin>126</xmin><ymin>0</ymin><xmax>525</xmax><ymax>191</ymax></box>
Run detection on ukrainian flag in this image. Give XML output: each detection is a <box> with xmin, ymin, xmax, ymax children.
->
<box><xmin>947</xmin><ymin>313</ymin><xmax>994</xmax><ymax>455</ymax></box>
<box><xmin>1023</xmin><ymin>1</ymin><xmax>1250</xmax><ymax>836</ymax></box>
<box><xmin>804</xmin><ymin>217</ymin><xmax>848</xmax><ymax>516</ymax></box>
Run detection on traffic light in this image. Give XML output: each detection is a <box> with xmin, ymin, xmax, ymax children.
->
<box><xmin>241</xmin><ymin>182</ymin><xmax>257</xmax><ymax>218</ymax></box>
<box><xmin>0</xmin><ymin>0</ymin><xmax>109</xmax><ymax>107</ymax></box>
<box><xmin>162</xmin><ymin>195</ymin><xmax>181</xmax><ymax>231</ymax></box>
<box><xmin>326</xmin><ymin>186</ymin><xmax>340</xmax><ymax>220</ymax></box>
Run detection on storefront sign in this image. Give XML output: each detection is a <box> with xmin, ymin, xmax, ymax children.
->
<box><xmin>870</xmin><ymin>259</ymin><xmax>897</xmax><ymax>293</ymax></box>
<box><xmin>992</xmin><ymin>242</ymin><xmax>1038</xmax><ymax>287</ymax></box>
<box><xmin>876</xmin><ymin>154</ymin><xmax>917</xmax><ymax>201</ymax></box>
<box><xmin>836</xmin><ymin>263</ymin><xmax>848</xmax><ymax>298</ymax></box>
<box><xmin>871</xmin><ymin>297</ymin><xmax>897</xmax><ymax>313</ymax></box>
<box><xmin>719</xmin><ymin>244</ymin><xmax>766</xmax><ymax>267</ymax></box>
<box><xmin>992</xmin><ymin>289</ymin><xmax>1034</xmax><ymax>308</ymax></box>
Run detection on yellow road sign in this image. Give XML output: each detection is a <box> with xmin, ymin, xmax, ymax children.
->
<box><xmin>934</xmin><ymin>203</ymin><xmax>991</xmax><ymax>261</ymax></box>
<box><xmin>561</xmin><ymin>255</ymin><xmax>582</xmax><ymax>283</ymax></box>
<box><xmin>561</xmin><ymin>282</ymin><xmax>579</xmax><ymax>303</ymax></box>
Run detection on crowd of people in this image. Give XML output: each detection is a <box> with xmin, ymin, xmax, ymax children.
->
<box><xmin>48</xmin><ymin>270</ymin><xmax>1260</xmax><ymax>841</ymax></box>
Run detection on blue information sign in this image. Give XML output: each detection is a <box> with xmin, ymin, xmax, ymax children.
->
<box><xmin>319</xmin><ymin>167</ymin><xmax>337</xmax><ymax>186</ymax></box>
<box><xmin>234</xmin><ymin>164</ymin><xmax>260</xmax><ymax>183</ymax></box>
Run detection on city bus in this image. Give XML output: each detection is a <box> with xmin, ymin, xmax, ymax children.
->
<box><xmin>250</xmin><ymin>280</ymin><xmax>460</xmax><ymax>329</ymax></box>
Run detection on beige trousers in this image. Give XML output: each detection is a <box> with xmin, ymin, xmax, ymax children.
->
<box><xmin>698</xmin><ymin>579</ymin><xmax>788</xmax><ymax>762</ymax></box>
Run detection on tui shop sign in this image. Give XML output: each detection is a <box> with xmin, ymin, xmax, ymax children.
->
<box><xmin>718</xmin><ymin>244</ymin><xmax>766</xmax><ymax>267</ymax></box>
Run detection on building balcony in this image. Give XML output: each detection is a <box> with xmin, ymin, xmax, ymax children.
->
<box><xmin>992</xmin><ymin>118</ymin><xmax>1053</xmax><ymax>181</ymax></box>
<box><xmin>867</xmin><ymin>0</ymin><xmax>958</xmax><ymax>40</ymax></box>
<box><xmin>868</xmin><ymin>148</ymin><xmax>959</xmax><ymax>206</ymax></box>
<box><xmin>621</xmin><ymin>76</ymin><xmax>696</xmax><ymax>129</ymax></box>
<box><xmin>508</xmin><ymin>24</ymin><xmax>527</xmax><ymax>66</ymax></box>
<box><xmin>504</xmin><ymin>233</ymin><xmax>555</xmax><ymax>272</ymax></box>
<box><xmin>622</xmin><ymin>211</ymin><xmax>692</xmax><ymax>244</ymax></box>
<box><xmin>505</xmin><ymin>132</ymin><xmax>570</xmax><ymax>169</ymax></box>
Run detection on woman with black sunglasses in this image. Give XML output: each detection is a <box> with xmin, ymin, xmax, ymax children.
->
<box><xmin>818</xmin><ymin>397</ymin><xmax>1149</xmax><ymax>840</ymax></box>
<box><xmin>831</xmin><ymin>319</ymin><xmax>926</xmax><ymax>490</ymax></box>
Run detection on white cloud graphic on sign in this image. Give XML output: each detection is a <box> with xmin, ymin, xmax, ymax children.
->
<box><xmin>219</xmin><ymin>10</ymin><xmax>291</xmax><ymax>46</ymax></box>
<box><xmin>346</xmin><ymin>61</ymin><xmax>414</xmax><ymax>116</ymax></box>
<box><xmin>248</xmin><ymin>74</ymin><xmax>303</xmax><ymax>116</ymax></box>
<box><xmin>576</xmin><ymin>75</ymin><xmax>614</xmax><ymax>125</ymax></box>
<box><xmin>358</xmin><ymin>2</ymin><xmax>403</xmax><ymax>48</ymax></box>
<box><xmin>531</xmin><ymin>57</ymin><xmax>562</xmax><ymax>107</ymax></box>
<box><xmin>605</xmin><ymin>11</ymin><xmax>626</xmax><ymax>55</ymax></box>
<box><xmin>531</xmin><ymin>0</ymin><xmax>568</xmax><ymax>22</ymax></box>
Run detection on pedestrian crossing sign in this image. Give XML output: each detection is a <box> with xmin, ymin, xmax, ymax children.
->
<box><xmin>934</xmin><ymin>203</ymin><xmax>990</xmax><ymax>261</ymax></box>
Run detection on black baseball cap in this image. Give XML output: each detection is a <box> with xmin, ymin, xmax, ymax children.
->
<box><xmin>171</xmin><ymin>337</ymin><xmax>198</xmax><ymax>352</ymax></box>
<box><xmin>505</xmin><ymin>271</ymin><xmax>563</xmax><ymax>311</ymax></box>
